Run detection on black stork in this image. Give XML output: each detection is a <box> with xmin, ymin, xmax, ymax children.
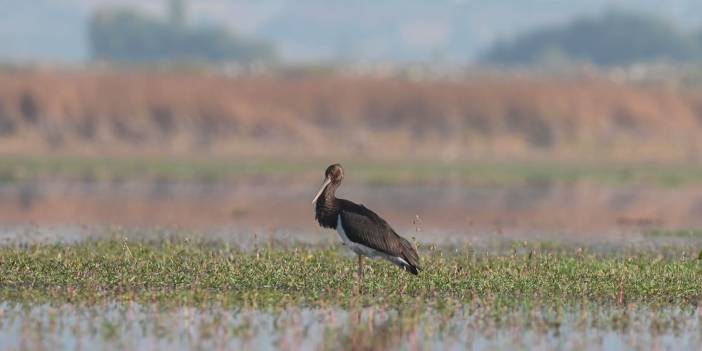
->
<box><xmin>312</xmin><ymin>164</ymin><xmax>420</xmax><ymax>287</ymax></box>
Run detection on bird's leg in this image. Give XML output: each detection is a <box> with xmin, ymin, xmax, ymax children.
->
<box><xmin>357</xmin><ymin>254</ymin><xmax>364</xmax><ymax>293</ymax></box>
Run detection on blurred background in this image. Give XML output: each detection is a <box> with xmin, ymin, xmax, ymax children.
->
<box><xmin>2</xmin><ymin>0</ymin><xmax>702</xmax><ymax>243</ymax></box>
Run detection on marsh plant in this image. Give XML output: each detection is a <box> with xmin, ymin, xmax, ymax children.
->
<box><xmin>2</xmin><ymin>238</ymin><xmax>702</xmax><ymax>350</ymax></box>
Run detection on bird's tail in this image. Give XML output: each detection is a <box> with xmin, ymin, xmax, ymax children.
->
<box><xmin>398</xmin><ymin>237</ymin><xmax>421</xmax><ymax>275</ymax></box>
<box><xmin>403</xmin><ymin>263</ymin><xmax>420</xmax><ymax>275</ymax></box>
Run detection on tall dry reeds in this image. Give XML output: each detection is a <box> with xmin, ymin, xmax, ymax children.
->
<box><xmin>0</xmin><ymin>69</ymin><xmax>701</xmax><ymax>161</ymax></box>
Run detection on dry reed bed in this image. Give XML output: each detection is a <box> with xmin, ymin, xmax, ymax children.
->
<box><xmin>0</xmin><ymin>69</ymin><xmax>702</xmax><ymax>160</ymax></box>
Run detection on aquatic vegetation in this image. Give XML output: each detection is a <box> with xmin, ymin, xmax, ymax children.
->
<box><xmin>2</xmin><ymin>239</ymin><xmax>702</xmax><ymax>350</ymax></box>
<box><xmin>1</xmin><ymin>239</ymin><xmax>701</xmax><ymax>310</ymax></box>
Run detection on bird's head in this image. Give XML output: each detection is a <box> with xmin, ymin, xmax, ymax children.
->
<box><xmin>324</xmin><ymin>163</ymin><xmax>344</xmax><ymax>183</ymax></box>
<box><xmin>312</xmin><ymin>163</ymin><xmax>344</xmax><ymax>204</ymax></box>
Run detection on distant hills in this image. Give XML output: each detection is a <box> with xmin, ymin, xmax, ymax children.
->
<box><xmin>2</xmin><ymin>0</ymin><xmax>702</xmax><ymax>64</ymax></box>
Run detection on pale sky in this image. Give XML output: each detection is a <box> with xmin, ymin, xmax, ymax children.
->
<box><xmin>1</xmin><ymin>0</ymin><xmax>701</xmax><ymax>63</ymax></box>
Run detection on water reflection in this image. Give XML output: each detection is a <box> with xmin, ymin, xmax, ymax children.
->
<box><xmin>1</xmin><ymin>303</ymin><xmax>699</xmax><ymax>351</ymax></box>
<box><xmin>2</xmin><ymin>180</ymin><xmax>702</xmax><ymax>236</ymax></box>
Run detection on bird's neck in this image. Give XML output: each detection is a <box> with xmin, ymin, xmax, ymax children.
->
<box><xmin>315</xmin><ymin>183</ymin><xmax>340</xmax><ymax>229</ymax></box>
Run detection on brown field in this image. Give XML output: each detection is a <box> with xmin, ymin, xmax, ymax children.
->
<box><xmin>1</xmin><ymin>68</ymin><xmax>702</xmax><ymax>161</ymax></box>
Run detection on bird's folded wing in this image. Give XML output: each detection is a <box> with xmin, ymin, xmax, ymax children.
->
<box><xmin>340</xmin><ymin>209</ymin><xmax>409</xmax><ymax>259</ymax></box>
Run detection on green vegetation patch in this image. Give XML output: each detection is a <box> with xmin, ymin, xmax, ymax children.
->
<box><xmin>645</xmin><ymin>229</ymin><xmax>702</xmax><ymax>238</ymax></box>
<box><xmin>3</xmin><ymin>155</ymin><xmax>702</xmax><ymax>187</ymax></box>
<box><xmin>1</xmin><ymin>240</ymin><xmax>701</xmax><ymax>310</ymax></box>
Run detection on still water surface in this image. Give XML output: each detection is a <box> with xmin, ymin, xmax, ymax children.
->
<box><xmin>1</xmin><ymin>303</ymin><xmax>700</xmax><ymax>351</ymax></box>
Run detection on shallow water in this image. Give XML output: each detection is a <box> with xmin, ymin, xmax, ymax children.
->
<box><xmin>3</xmin><ymin>180</ymin><xmax>702</xmax><ymax>235</ymax></box>
<box><xmin>2</xmin><ymin>224</ymin><xmax>702</xmax><ymax>258</ymax></box>
<box><xmin>1</xmin><ymin>303</ymin><xmax>700</xmax><ymax>351</ymax></box>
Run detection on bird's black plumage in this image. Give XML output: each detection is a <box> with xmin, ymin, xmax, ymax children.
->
<box><xmin>313</xmin><ymin>164</ymin><xmax>421</xmax><ymax>275</ymax></box>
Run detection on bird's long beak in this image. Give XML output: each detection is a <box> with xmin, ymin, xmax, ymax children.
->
<box><xmin>312</xmin><ymin>177</ymin><xmax>332</xmax><ymax>204</ymax></box>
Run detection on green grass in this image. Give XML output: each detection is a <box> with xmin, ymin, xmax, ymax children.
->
<box><xmin>645</xmin><ymin>229</ymin><xmax>702</xmax><ymax>238</ymax></box>
<box><xmin>1</xmin><ymin>239</ymin><xmax>701</xmax><ymax>311</ymax></box>
<box><xmin>3</xmin><ymin>155</ymin><xmax>702</xmax><ymax>186</ymax></box>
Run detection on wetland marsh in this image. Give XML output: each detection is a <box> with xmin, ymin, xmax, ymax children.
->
<box><xmin>1</xmin><ymin>236</ymin><xmax>702</xmax><ymax>350</ymax></box>
<box><xmin>3</xmin><ymin>158</ymin><xmax>702</xmax><ymax>350</ymax></box>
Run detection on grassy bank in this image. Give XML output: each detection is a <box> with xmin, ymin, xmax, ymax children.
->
<box><xmin>3</xmin><ymin>155</ymin><xmax>702</xmax><ymax>186</ymax></box>
<box><xmin>1</xmin><ymin>239</ymin><xmax>700</xmax><ymax>310</ymax></box>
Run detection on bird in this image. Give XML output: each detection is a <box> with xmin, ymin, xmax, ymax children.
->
<box><xmin>312</xmin><ymin>164</ymin><xmax>420</xmax><ymax>288</ymax></box>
